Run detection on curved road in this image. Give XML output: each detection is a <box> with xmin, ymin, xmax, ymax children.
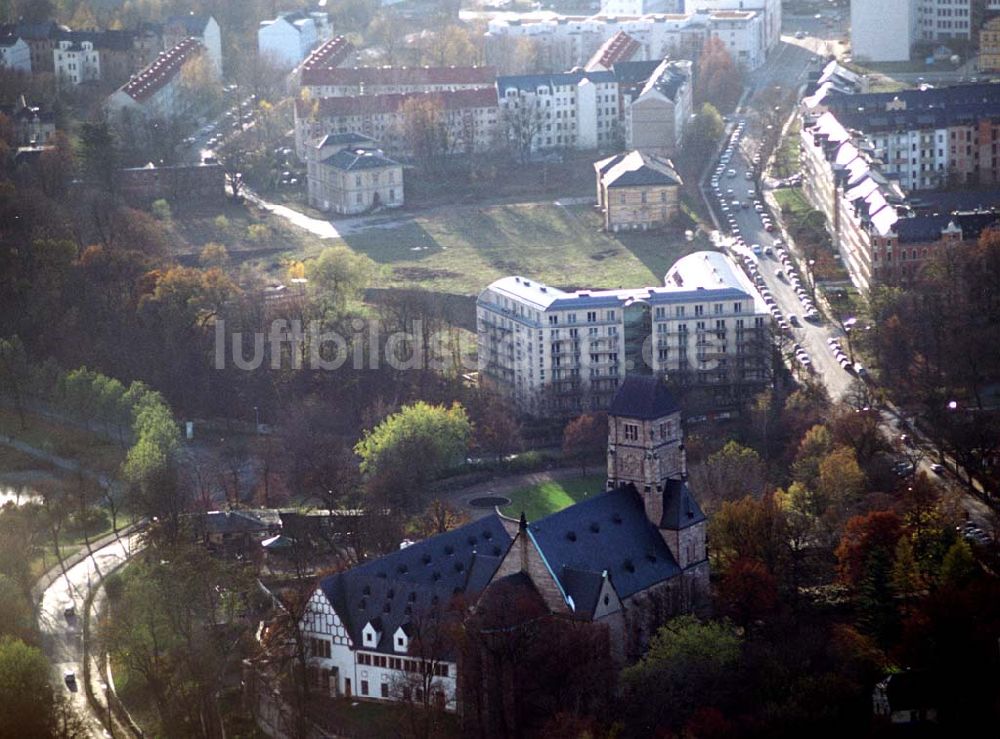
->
<box><xmin>39</xmin><ymin>533</ymin><xmax>141</xmax><ymax>737</ymax></box>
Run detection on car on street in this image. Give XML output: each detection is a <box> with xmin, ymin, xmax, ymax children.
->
<box><xmin>930</xmin><ymin>463</ymin><xmax>945</xmax><ymax>475</ymax></box>
<box><xmin>64</xmin><ymin>670</ymin><xmax>76</xmax><ymax>690</ymax></box>
<box><xmin>789</xmin><ymin>315</ymin><xmax>800</xmax><ymax>327</ymax></box>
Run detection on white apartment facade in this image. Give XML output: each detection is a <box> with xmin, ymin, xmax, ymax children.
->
<box><xmin>486</xmin><ymin>9</ymin><xmax>768</xmax><ymax>73</ymax></box>
<box><xmin>258</xmin><ymin>11</ymin><xmax>331</xmax><ymax>69</ymax></box>
<box><xmin>683</xmin><ymin>0</ymin><xmax>781</xmax><ymax>51</ymax></box>
<box><xmin>300</xmin><ymin>65</ymin><xmax>497</xmax><ymax>99</ymax></box>
<box><xmin>917</xmin><ymin>0</ymin><xmax>978</xmax><ymax>41</ymax></box>
<box><xmin>0</xmin><ymin>35</ymin><xmax>31</xmax><ymax>73</ymax></box>
<box><xmin>476</xmin><ymin>251</ymin><xmax>771</xmax><ymax>416</ymax></box>
<box><xmin>53</xmin><ymin>38</ymin><xmax>101</xmax><ymax>85</ymax></box>
<box><xmin>850</xmin><ymin>0</ymin><xmax>918</xmax><ymax>63</ymax></box>
<box><xmin>497</xmin><ymin>70</ymin><xmax>622</xmax><ymax>151</ymax></box>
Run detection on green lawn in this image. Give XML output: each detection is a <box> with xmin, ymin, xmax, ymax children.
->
<box><xmin>501</xmin><ymin>474</ymin><xmax>605</xmax><ymax>522</ymax></box>
<box><xmin>279</xmin><ymin>201</ymin><xmax>708</xmax><ymax>296</ymax></box>
<box><xmin>0</xmin><ymin>408</ymin><xmax>124</xmax><ymax>475</ymax></box>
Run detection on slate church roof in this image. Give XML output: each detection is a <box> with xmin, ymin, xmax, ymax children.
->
<box><xmin>608</xmin><ymin>374</ymin><xmax>679</xmax><ymax>419</ymax></box>
<box><xmin>318</xmin><ymin>514</ymin><xmax>513</xmax><ymax>655</ymax></box>
<box><xmin>527</xmin><ymin>484</ymin><xmax>683</xmax><ymax>616</ymax></box>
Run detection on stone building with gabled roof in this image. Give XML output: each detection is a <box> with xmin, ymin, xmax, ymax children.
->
<box><xmin>594</xmin><ymin>149</ymin><xmax>683</xmax><ymax>231</ymax></box>
<box><xmin>305</xmin><ymin>138</ymin><xmax>404</xmax><ymax>215</ymax></box>
<box><xmin>296</xmin><ymin>375</ymin><xmax>708</xmax><ymax>708</ymax></box>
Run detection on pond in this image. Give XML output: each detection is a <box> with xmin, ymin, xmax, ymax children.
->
<box><xmin>0</xmin><ymin>470</ymin><xmax>59</xmax><ymax>507</ymax></box>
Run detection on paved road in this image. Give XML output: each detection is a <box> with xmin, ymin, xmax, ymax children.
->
<box><xmin>39</xmin><ymin>534</ymin><xmax>141</xmax><ymax>738</ymax></box>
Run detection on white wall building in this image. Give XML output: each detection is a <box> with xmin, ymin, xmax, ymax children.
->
<box><xmin>0</xmin><ymin>35</ymin><xmax>31</xmax><ymax>73</ymax></box>
<box><xmin>487</xmin><ymin>9</ymin><xmax>768</xmax><ymax>73</ymax></box>
<box><xmin>105</xmin><ymin>38</ymin><xmax>204</xmax><ymax>120</ymax></box>
<box><xmin>477</xmin><ymin>251</ymin><xmax>771</xmax><ymax>416</ymax></box>
<box><xmin>683</xmin><ymin>0</ymin><xmax>781</xmax><ymax>51</ymax></box>
<box><xmin>258</xmin><ymin>11</ymin><xmax>330</xmax><ymax>69</ymax></box>
<box><xmin>600</xmin><ymin>0</ymin><xmax>682</xmax><ymax>15</ymax></box>
<box><xmin>163</xmin><ymin>14</ymin><xmax>222</xmax><ymax>76</ymax></box>
<box><xmin>497</xmin><ymin>70</ymin><xmax>623</xmax><ymax>151</ymax></box>
<box><xmin>917</xmin><ymin>0</ymin><xmax>977</xmax><ymax>42</ymax></box>
<box><xmin>306</xmin><ymin>137</ymin><xmax>404</xmax><ymax>215</ymax></box>
<box><xmin>851</xmin><ymin>0</ymin><xmax>918</xmax><ymax>63</ymax></box>
<box><xmin>53</xmin><ymin>38</ymin><xmax>101</xmax><ymax>86</ymax></box>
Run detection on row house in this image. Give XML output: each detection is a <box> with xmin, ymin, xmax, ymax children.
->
<box><xmin>300</xmin><ymin>64</ymin><xmax>496</xmax><ymax>99</ymax></box>
<box><xmin>105</xmin><ymin>38</ymin><xmax>205</xmax><ymax>121</ymax></box>
<box><xmin>293</xmin><ymin>88</ymin><xmax>499</xmax><ymax>160</ymax></box>
<box><xmin>52</xmin><ymin>28</ymin><xmax>164</xmax><ymax>88</ymax></box>
<box><xmin>868</xmin><ymin>209</ymin><xmax>1000</xmax><ymax>284</ymax></box>
<box><xmin>289</xmin><ymin>36</ymin><xmax>356</xmax><ymax>93</ymax></box>
<box><xmin>476</xmin><ymin>251</ymin><xmax>770</xmax><ymax>417</ymax></box>
<box><xmin>822</xmin><ymin>83</ymin><xmax>1000</xmax><ymax>190</ymax></box>
<box><xmin>981</xmin><ymin>16</ymin><xmax>1000</xmax><ymax>73</ymax></box>
<box><xmin>163</xmin><ymin>14</ymin><xmax>221</xmax><ymax>76</ymax></box>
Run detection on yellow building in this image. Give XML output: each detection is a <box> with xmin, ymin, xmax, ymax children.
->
<box><xmin>594</xmin><ymin>150</ymin><xmax>683</xmax><ymax>232</ymax></box>
<box><xmin>980</xmin><ymin>17</ymin><xmax>1000</xmax><ymax>73</ymax></box>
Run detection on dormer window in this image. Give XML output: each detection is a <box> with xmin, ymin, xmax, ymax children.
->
<box><xmin>393</xmin><ymin>625</ymin><xmax>412</xmax><ymax>653</ymax></box>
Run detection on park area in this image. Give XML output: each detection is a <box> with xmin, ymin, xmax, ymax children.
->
<box><xmin>501</xmin><ymin>474</ymin><xmax>605</xmax><ymax>521</ymax></box>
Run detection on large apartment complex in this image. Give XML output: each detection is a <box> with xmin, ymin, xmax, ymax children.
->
<box><xmin>476</xmin><ymin>251</ymin><xmax>770</xmax><ymax>416</ymax></box>
<box><xmin>105</xmin><ymin>38</ymin><xmax>209</xmax><ymax>120</ymax></box>
<box><xmin>851</xmin><ymin>0</ymin><xmax>986</xmax><ymax>62</ymax></box>
<box><xmin>486</xmin><ymin>7</ymin><xmax>770</xmax><ymax>74</ymax></box>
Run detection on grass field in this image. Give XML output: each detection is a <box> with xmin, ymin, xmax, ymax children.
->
<box><xmin>501</xmin><ymin>474</ymin><xmax>605</xmax><ymax>521</ymax></box>
<box><xmin>0</xmin><ymin>408</ymin><xmax>124</xmax><ymax>475</ymax></box>
<box><xmin>330</xmin><ymin>203</ymin><xmax>704</xmax><ymax>295</ymax></box>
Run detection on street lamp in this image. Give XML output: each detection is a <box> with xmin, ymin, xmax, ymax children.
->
<box><xmin>253</xmin><ymin>405</ymin><xmax>260</xmax><ymax>432</ymax></box>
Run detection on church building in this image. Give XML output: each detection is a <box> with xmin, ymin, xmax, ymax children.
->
<box><xmin>297</xmin><ymin>375</ymin><xmax>709</xmax><ymax>708</ymax></box>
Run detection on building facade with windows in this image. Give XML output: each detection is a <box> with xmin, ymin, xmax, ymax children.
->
<box><xmin>53</xmin><ymin>37</ymin><xmax>100</xmax><ymax>85</ymax></box>
<box><xmin>0</xmin><ymin>35</ymin><xmax>31</xmax><ymax>73</ymax></box>
<box><xmin>305</xmin><ymin>138</ymin><xmax>404</xmax><ymax>215</ymax></box>
<box><xmin>476</xmin><ymin>251</ymin><xmax>770</xmax><ymax>416</ymax></box>
<box><xmin>295</xmin><ymin>375</ymin><xmax>708</xmax><ymax>707</ymax></box>
<box><xmin>294</xmin><ymin>88</ymin><xmax>499</xmax><ymax>160</ymax></box>
<box><xmin>258</xmin><ymin>11</ymin><xmax>331</xmax><ymax>69</ymax></box>
<box><xmin>981</xmin><ymin>16</ymin><xmax>1000</xmax><ymax>72</ymax></box>
<box><xmin>595</xmin><ymin>150</ymin><xmax>682</xmax><ymax>230</ymax></box>
<box><xmin>300</xmin><ymin>64</ymin><xmax>497</xmax><ymax>99</ymax></box>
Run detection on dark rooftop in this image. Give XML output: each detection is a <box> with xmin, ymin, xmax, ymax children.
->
<box><xmin>608</xmin><ymin>375</ymin><xmax>679</xmax><ymax>420</ymax></box>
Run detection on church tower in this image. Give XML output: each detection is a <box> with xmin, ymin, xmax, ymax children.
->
<box><xmin>606</xmin><ymin>376</ymin><xmax>708</xmax><ymax>590</ymax></box>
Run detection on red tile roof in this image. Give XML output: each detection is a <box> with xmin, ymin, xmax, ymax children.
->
<box><xmin>120</xmin><ymin>37</ymin><xmax>202</xmax><ymax>103</ymax></box>
<box><xmin>297</xmin><ymin>35</ymin><xmax>355</xmax><ymax>75</ymax></box>
<box><xmin>586</xmin><ymin>31</ymin><xmax>640</xmax><ymax>71</ymax></box>
<box><xmin>301</xmin><ymin>64</ymin><xmax>497</xmax><ymax>88</ymax></box>
<box><xmin>299</xmin><ymin>87</ymin><xmax>498</xmax><ymax>118</ymax></box>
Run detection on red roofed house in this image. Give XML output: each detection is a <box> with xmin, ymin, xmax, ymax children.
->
<box><xmin>294</xmin><ymin>88</ymin><xmax>499</xmax><ymax>159</ymax></box>
<box><xmin>105</xmin><ymin>38</ymin><xmax>206</xmax><ymax>120</ymax></box>
<box><xmin>584</xmin><ymin>31</ymin><xmax>642</xmax><ymax>72</ymax></box>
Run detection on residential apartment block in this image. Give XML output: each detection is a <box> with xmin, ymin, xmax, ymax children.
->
<box><xmin>595</xmin><ymin>150</ymin><xmax>682</xmax><ymax>231</ymax></box>
<box><xmin>851</xmin><ymin>0</ymin><xmax>918</xmax><ymax>63</ymax></box>
<box><xmin>486</xmin><ymin>8</ymin><xmax>768</xmax><ymax>74</ymax></box>
<box><xmin>53</xmin><ymin>37</ymin><xmax>100</xmax><ymax>85</ymax></box>
<box><xmin>625</xmin><ymin>58</ymin><xmax>692</xmax><ymax>156</ymax></box>
<box><xmin>497</xmin><ymin>69</ymin><xmax>624</xmax><ymax>150</ymax></box>
<box><xmin>916</xmin><ymin>0</ymin><xmax>983</xmax><ymax>42</ymax></box>
<box><xmin>300</xmin><ymin>65</ymin><xmax>497</xmax><ymax>99</ymax></box>
<box><xmin>0</xmin><ymin>35</ymin><xmax>31</xmax><ymax>72</ymax></box>
<box><xmin>980</xmin><ymin>16</ymin><xmax>1000</xmax><ymax>73</ymax></box>
<box><xmin>294</xmin><ymin>88</ymin><xmax>499</xmax><ymax>160</ymax></box>
<box><xmin>820</xmin><ymin>83</ymin><xmax>1000</xmax><ymax>191</ymax></box>
<box><xmin>258</xmin><ymin>11</ymin><xmax>332</xmax><ymax>69</ymax></box>
<box><xmin>0</xmin><ymin>21</ymin><xmax>60</xmax><ymax>73</ymax></box>
<box><xmin>289</xmin><ymin>36</ymin><xmax>356</xmax><ymax>93</ymax></box>
<box><xmin>105</xmin><ymin>38</ymin><xmax>206</xmax><ymax>120</ymax></box>
<box><xmin>305</xmin><ymin>136</ymin><xmax>404</xmax><ymax>215</ymax></box>
<box><xmin>476</xmin><ymin>251</ymin><xmax>770</xmax><ymax>416</ymax></box>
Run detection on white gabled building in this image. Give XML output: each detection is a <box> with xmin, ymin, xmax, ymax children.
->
<box><xmin>0</xmin><ymin>35</ymin><xmax>32</xmax><ymax>73</ymax></box>
<box><xmin>105</xmin><ymin>38</ymin><xmax>204</xmax><ymax>120</ymax></box>
<box><xmin>625</xmin><ymin>57</ymin><xmax>692</xmax><ymax>156</ymax></box>
<box><xmin>258</xmin><ymin>11</ymin><xmax>331</xmax><ymax>69</ymax></box>
<box><xmin>163</xmin><ymin>14</ymin><xmax>222</xmax><ymax>76</ymax></box>
<box><xmin>53</xmin><ymin>38</ymin><xmax>100</xmax><ymax>86</ymax></box>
